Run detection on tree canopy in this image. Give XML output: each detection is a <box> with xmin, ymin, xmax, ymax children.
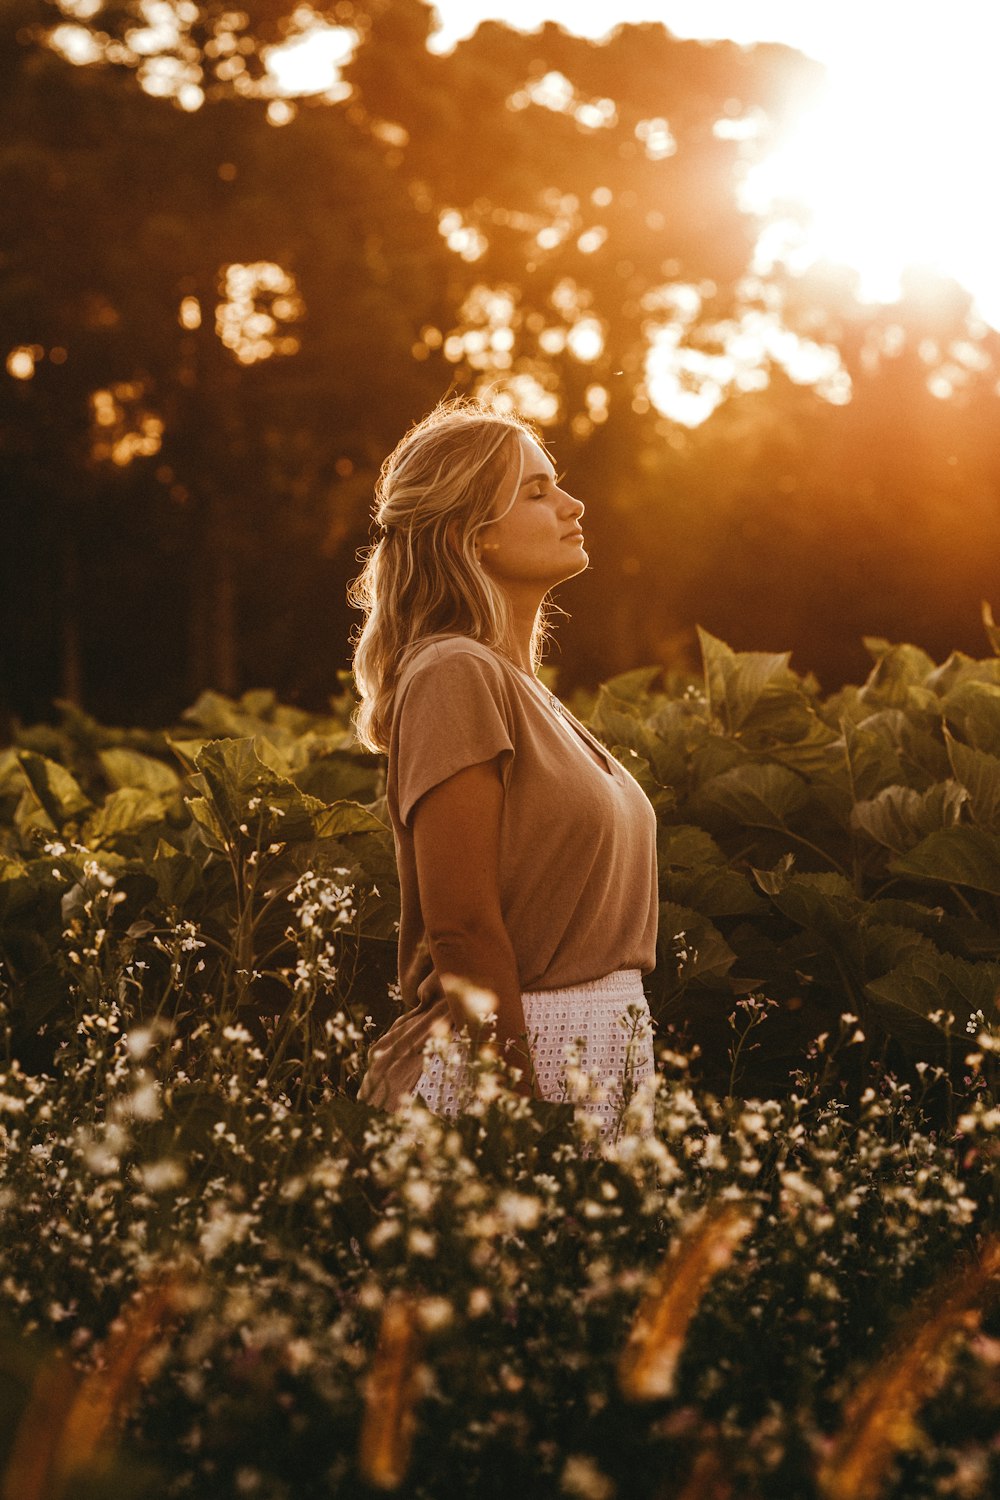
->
<box><xmin>2</xmin><ymin>0</ymin><xmax>998</xmax><ymax>724</ymax></box>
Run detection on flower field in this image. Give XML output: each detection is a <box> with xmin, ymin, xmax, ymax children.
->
<box><xmin>3</xmin><ymin>627</ymin><xmax>1000</xmax><ymax>1498</ymax></box>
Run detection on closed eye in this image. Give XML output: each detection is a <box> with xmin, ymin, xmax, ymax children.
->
<box><xmin>531</xmin><ymin>471</ymin><xmax>565</xmax><ymax>498</ymax></box>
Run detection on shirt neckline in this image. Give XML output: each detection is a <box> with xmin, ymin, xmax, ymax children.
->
<box><xmin>503</xmin><ymin>656</ymin><xmax>618</xmax><ymax>778</ymax></box>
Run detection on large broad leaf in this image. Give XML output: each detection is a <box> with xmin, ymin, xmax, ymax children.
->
<box><xmin>150</xmin><ymin>839</ymin><xmax>203</xmax><ymax>907</ymax></box>
<box><xmin>587</xmin><ymin>689</ymin><xmax>664</xmax><ymax>768</ymax></box>
<box><xmin>751</xmin><ymin>866</ymin><xmax>862</xmax><ymax>938</ymax></box>
<box><xmin>832</xmin><ymin>716</ymin><xmax>907</xmax><ymax>802</ymax></box>
<box><xmin>945</xmin><ymin>733</ymin><xmax>1000</xmax><ymax>833</ymax></box>
<box><xmin>194</xmin><ymin>738</ymin><xmax>325</xmax><ymax>845</ymax></box>
<box><xmin>15</xmin><ymin>752</ymin><xmax>92</xmax><ymax>828</ymax></box>
<box><xmin>0</xmin><ymin>748</ymin><xmax>24</xmax><ymax>799</ymax></box>
<box><xmin>942</xmin><ymin>679</ymin><xmax>1000</xmax><ymax>753</ymax></box>
<box><xmin>697</xmin><ymin>627</ymin><xmax>795</xmax><ymax>735</ymax></box>
<box><xmin>312</xmin><ymin>800</ymin><xmax>389</xmax><ymax>839</ymax></box>
<box><xmin>82</xmin><ymin>788</ymin><xmax>169</xmax><ymax>852</ymax></box>
<box><xmin>0</xmin><ymin>853</ymin><xmax>33</xmax><ymax>922</ymax></box>
<box><xmin>98</xmin><ymin>747</ymin><xmax>180</xmax><ymax>796</ymax></box>
<box><xmin>657</xmin><ymin>901</ymin><xmax>737</xmax><ymax>986</ymax></box>
<box><xmin>695</xmin><ymin>762</ymin><xmax>809</xmax><ymax>832</ymax></box>
<box><xmin>758</xmin><ymin>709</ymin><xmax>842</xmax><ymax>778</ymax></box>
<box><xmin>865</xmin><ymin>943</ymin><xmax>1000</xmax><ymax>1045</ymax></box>
<box><xmin>646</xmin><ymin>700</ymin><xmax>708</xmax><ymax>789</ymax></box>
<box><xmin>294</xmin><ymin>750</ymin><xmax>383</xmax><ymax>806</ymax></box>
<box><xmin>851</xmin><ymin>781</ymin><xmax>968</xmax><ymax>854</ymax></box>
<box><xmin>608</xmin><ymin>748</ymin><xmax>675</xmax><ymax>816</ymax></box>
<box><xmin>658</xmin><ymin>825</ymin><xmax>727</xmax><ymax>871</ymax></box>
<box><xmin>183</xmin><ymin>795</ymin><xmax>228</xmax><ymax>853</ymax></box>
<box><xmin>668</xmin><ymin>867</ymin><xmax>767</xmax><ymax>918</ymax></box>
<box><xmin>889</xmin><ymin>827</ymin><xmax>1000</xmax><ymax>896</ymax></box>
<box><xmin>928</xmin><ymin>651</ymin><xmax>1000</xmax><ymax>697</ymax></box>
<box><xmin>598</xmin><ymin>664</ymin><xmax>663</xmax><ymax>700</ymax></box>
<box><xmin>859</xmin><ymin>640</ymin><xmax>937</xmax><ymax>707</ymax></box>
<box><xmin>860</xmin><ymin>921</ymin><xmax>930</xmax><ymax>979</ymax></box>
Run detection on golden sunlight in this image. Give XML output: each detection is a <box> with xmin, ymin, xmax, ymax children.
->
<box><xmin>264</xmin><ymin>13</ymin><xmax>356</xmax><ymax>99</ymax></box>
<box><xmin>740</xmin><ymin>29</ymin><xmax>1000</xmax><ymax>331</ymax></box>
<box><xmin>435</xmin><ymin>1</ymin><xmax>1000</xmax><ymax>335</ymax></box>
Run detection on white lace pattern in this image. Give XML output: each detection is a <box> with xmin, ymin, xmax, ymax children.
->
<box><xmin>413</xmin><ymin>968</ymin><xmax>654</xmax><ymax>1136</ymax></box>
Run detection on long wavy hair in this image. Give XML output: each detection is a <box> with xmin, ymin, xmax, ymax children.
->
<box><xmin>347</xmin><ymin>397</ymin><xmax>561</xmax><ymax>754</ymax></box>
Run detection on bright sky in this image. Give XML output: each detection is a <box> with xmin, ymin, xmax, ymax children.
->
<box><xmin>37</xmin><ymin>0</ymin><xmax>1000</xmax><ymax>427</ymax></box>
<box><xmin>431</xmin><ymin>1</ymin><xmax>1000</xmax><ymax>333</ymax></box>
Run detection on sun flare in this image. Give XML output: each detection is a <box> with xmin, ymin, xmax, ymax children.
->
<box><xmin>431</xmin><ymin>1</ymin><xmax>1000</xmax><ymax>334</ymax></box>
<box><xmin>741</xmin><ymin>30</ymin><xmax>1000</xmax><ymax>331</ymax></box>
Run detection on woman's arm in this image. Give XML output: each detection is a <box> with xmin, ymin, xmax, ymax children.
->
<box><xmin>410</xmin><ymin>758</ymin><xmax>536</xmax><ymax>1098</ymax></box>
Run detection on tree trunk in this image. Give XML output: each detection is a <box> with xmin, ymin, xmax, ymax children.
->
<box><xmin>59</xmin><ymin>529</ymin><xmax>82</xmax><ymax>706</ymax></box>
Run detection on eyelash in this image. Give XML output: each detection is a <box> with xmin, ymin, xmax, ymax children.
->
<box><xmin>533</xmin><ymin>472</ymin><xmax>566</xmax><ymax>498</ymax></box>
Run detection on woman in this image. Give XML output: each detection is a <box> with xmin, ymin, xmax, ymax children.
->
<box><xmin>348</xmin><ymin>397</ymin><xmax>659</xmax><ymax>1134</ymax></box>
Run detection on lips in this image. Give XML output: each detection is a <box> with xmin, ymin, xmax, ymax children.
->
<box><xmin>564</xmin><ymin>529</ymin><xmax>585</xmax><ymax>541</ymax></box>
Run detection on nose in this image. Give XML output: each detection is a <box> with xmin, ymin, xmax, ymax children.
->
<box><xmin>560</xmin><ymin>488</ymin><xmax>584</xmax><ymax>522</ymax></box>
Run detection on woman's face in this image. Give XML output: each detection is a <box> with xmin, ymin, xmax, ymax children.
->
<box><xmin>476</xmin><ymin>432</ymin><xmax>588</xmax><ymax>589</ymax></box>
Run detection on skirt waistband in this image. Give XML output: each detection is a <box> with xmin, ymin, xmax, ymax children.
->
<box><xmin>521</xmin><ymin>967</ymin><xmax>644</xmax><ymax>1000</ymax></box>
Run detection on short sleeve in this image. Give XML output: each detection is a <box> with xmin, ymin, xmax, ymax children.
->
<box><xmin>394</xmin><ymin>649</ymin><xmax>515</xmax><ymax>828</ymax></box>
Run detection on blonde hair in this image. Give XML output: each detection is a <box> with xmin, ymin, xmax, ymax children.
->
<box><xmin>347</xmin><ymin>396</ymin><xmax>561</xmax><ymax>754</ymax></box>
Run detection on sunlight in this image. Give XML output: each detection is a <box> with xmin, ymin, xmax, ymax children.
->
<box><xmin>89</xmin><ymin>382</ymin><xmax>164</xmax><ymax>466</ymax></box>
<box><xmin>433</xmin><ymin>1</ymin><xmax>1000</xmax><ymax>332</ymax></box>
<box><xmin>6</xmin><ymin>347</ymin><xmax>38</xmax><ymax>380</ymax></box>
<box><xmin>264</xmin><ymin>15</ymin><xmax>356</xmax><ymax>99</ymax></box>
<box><xmin>216</xmin><ymin>263</ymin><xmax>304</xmax><ymax>366</ymax></box>
<box><xmin>740</xmin><ymin>35</ymin><xmax>1000</xmax><ymax>330</ymax></box>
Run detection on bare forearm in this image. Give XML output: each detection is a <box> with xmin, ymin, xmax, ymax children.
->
<box><xmin>426</xmin><ymin>926</ymin><xmax>535</xmax><ymax>1092</ymax></box>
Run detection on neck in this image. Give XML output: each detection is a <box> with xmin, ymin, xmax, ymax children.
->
<box><xmin>503</xmin><ymin>586</ymin><xmax>546</xmax><ymax>674</ymax></box>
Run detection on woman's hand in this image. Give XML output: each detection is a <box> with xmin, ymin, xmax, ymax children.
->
<box><xmin>415</xmin><ymin>968</ymin><xmax>445</xmax><ymax>1009</ymax></box>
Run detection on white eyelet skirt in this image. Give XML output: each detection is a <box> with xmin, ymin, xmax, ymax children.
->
<box><xmin>413</xmin><ymin>968</ymin><xmax>655</xmax><ymax>1138</ymax></box>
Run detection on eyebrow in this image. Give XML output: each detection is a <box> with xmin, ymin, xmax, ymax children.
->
<box><xmin>520</xmin><ymin>469</ymin><xmax>556</xmax><ymax>488</ymax></box>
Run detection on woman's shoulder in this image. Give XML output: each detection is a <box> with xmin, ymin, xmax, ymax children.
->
<box><xmin>398</xmin><ymin>633</ymin><xmax>510</xmax><ymax>686</ymax></box>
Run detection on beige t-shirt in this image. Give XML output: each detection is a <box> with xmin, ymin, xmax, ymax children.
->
<box><xmin>359</xmin><ymin>634</ymin><xmax>659</xmax><ymax>1109</ymax></box>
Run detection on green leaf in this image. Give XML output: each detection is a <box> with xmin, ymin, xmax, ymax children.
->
<box><xmin>697</xmin><ymin>627</ymin><xmax>795</xmax><ymax>734</ymax></box>
<box><xmin>851</xmin><ymin>781</ymin><xmax>968</xmax><ymax>854</ymax></box>
<box><xmin>859</xmin><ymin>640</ymin><xmax>937</xmax><ymax>705</ymax></box>
<box><xmin>82</xmin><ymin>788</ymin><xmax>168</xmax><ymax>852</ymax></box>
<box><xmin>98</xmin><ymin>747</ymin><xmax>180</xmax><ymax>795</ymax></box>
<box><xmin>0</xmin><ymin>854</ymin><xmax>33</xmax><ymax>922</ymax></box>
<box><xmin>150</xmin><ymin>839</ymin><xmax>203</xmax><ymax>907</ymax></box>
<box><xmin>754</xmin><ymin>869</ymin><xmax>861</xmax><ymax>938</ymax></box>
<box><xmin>657</xmin><ymin>901</ymin><xmax>737</xmax><ymax>985</ymax></box>
<box><xmin>750</xmin><ymin>854</ymin><xmax>796</xmax><ymax>896</ymax></box>
<box><xmin>294</xmin><ymin>750</ymin><xmax>382</xmax><ymax>805</ymax></box>
<box><xmin>945</xmin><ymin>732</ymin><xmax>1000</xmax><ymax>833</ymax></box>
<box><xmin>609</xmin><ymin>747</ymin><xmax>675</xmax><ymax>815</ymax></box>
<box><xmin>587</xmin><ymin>689</ymin><xmax>664</xmax><ymax>772</ymax></box>
<box><xmin>941</xmin><ymin>679</ymin><xmax>1000</xmax><ymax>753</ymax></box>
<box><xmin>860</xmin><ymin>921</ymin><xmax>928</xmax><ymax>979</ymax></box>
<box><xmin>695</xmin><ymin>762</ymin><xmax>809</xmax><ymax>831</ymax></box>
<box><xmin>598</xmin><ymin>664</ymin><xmax>663</xmax><ymax>700</ymax></box>
<box><xmin>0</xmin><ymin>749</ymin><xmax>24</xmax><ymax>799</ymax></box>
<box><xmin>194</xmin><ymin>737</ymin><xmax>325</xmax><ymax>845</ymax></box>
<box><xmin>668</xmin><ymin>867</ymin><xmax>767</xmax><ymax>918</ymax></box>
<box><xmin>658</xmin><ymin>825</ymin><xmax>727</xmax><ymax>870</ymax></box>
<box><xmin>15</xmin><ymin>752</ymin><xmax>92</xmax><ymax>828</ymax></box>
<box><xmin>865</xmin><ymin>944</ymin><xmax>1000</xmax><ymax>1044</ymax></box>
<box><xmin>312</xmin><ymin>800</ymin><xmax>389</xmax><ymax>839</ymax></box>
<box><xmin>889</xmin><ymin>827</ymin><xmax>1000</xmax><ymax>896</ymax></box>
<box><xmin>184</xmin><ymin>795</ymin><xmax>228</xmax><ymax>853</ymax></box>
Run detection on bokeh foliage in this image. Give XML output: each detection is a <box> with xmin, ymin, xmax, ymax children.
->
<box><xmin>3</xmin><ymin>0</ymin><xmax>1000</xmax><ymax>723</ymax></box>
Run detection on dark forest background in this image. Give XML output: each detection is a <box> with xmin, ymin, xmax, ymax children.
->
<box><xmin>2</xmin><ymin>0</ymin><xmax>998</xmax><ymax>729</ymax></box>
